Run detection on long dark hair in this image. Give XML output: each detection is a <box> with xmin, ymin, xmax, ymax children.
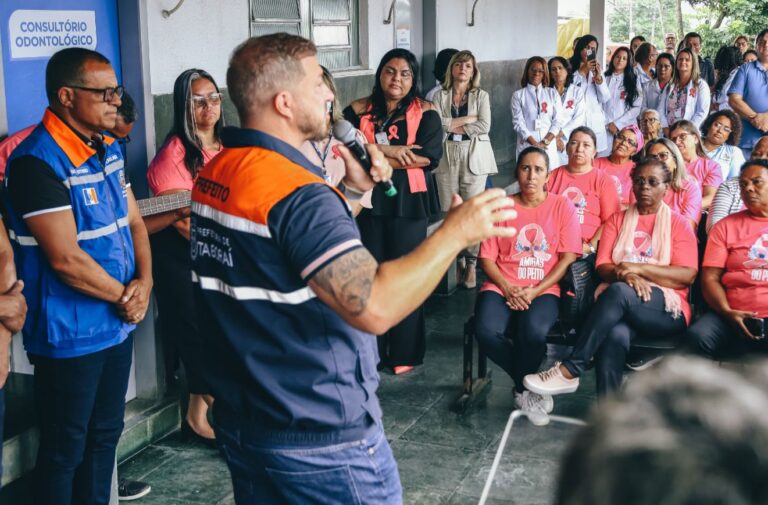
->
<box><xmin>368</xmin><ymin>48</ymin><xmax>421</xmax><ymax>121</ymax></box>
<box><xmin>570</xmin><ymin>34</ymin><xmax>599</xmax><ymax>73</ymax></box>
<box><xmin>548</xmin><ymin>56</ymin><xmax>574</xmax><ymax>89</ymax></box>
<box><xmin>713</xmin><ymin>45</ymin><xmax>742</xmax><ymax>100</ymax></box>
<box><xmin>168</xmin><ymin>68</ymin><xmax>223</xmax><ymax>177</ymax></box>
<box><xmin>605</xmin><ymin>47</ymin><xmax>639</xmax><ymax>111</ymax></box>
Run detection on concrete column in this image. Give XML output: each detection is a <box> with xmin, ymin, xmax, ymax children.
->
<box><xmin>589</xmin><ymin>0</ymin><xmax>607</xmax><ymax>67</ymax></box>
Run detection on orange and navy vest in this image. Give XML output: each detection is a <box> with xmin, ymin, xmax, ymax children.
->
<box><xmin>190</xmin><ymin>127</ymin><xmax>381</xmax><ymax>442</ymax></box>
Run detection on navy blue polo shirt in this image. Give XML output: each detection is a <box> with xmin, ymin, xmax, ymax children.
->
<box><xmin>190</xmin><ymin>127</ymin><xmax>381</xmax><ymax>444</ymax></box>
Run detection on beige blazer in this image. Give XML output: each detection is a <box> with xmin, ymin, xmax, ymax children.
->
<box><xmin>432</xmin><ymin>87</ymin><xmax>497</xmax><ymax>175</ymax></box>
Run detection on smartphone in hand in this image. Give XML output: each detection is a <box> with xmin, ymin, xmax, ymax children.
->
<box><xmin>586</xmin><ymin>49</ymin><xmax>596</xmax><ymax>62</ymax></box>
<box><xmin>744</xmin><ymin>317</ymin><xmax>765</xmax><ymax>339</ymax></box>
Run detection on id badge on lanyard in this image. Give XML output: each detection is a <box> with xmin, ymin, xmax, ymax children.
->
<box><xmin>375</xmin><ymin>131</ymin><xmax>390</xmax><ymax>145</ymax></box>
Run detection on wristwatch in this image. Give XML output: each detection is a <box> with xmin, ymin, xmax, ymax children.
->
<box><xmin>587</xmin><ymin>243</ymin><xmax>596</xmax><ymax>254</ymax></box>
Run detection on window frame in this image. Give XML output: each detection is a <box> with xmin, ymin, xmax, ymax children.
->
<box><xmin>249</xmin><ymin>0</ymin><xmax>361</xmax><ymax>72</ymax></box>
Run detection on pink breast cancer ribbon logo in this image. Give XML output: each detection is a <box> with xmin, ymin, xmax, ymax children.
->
<box><xmin>562</xmin><ymin>187</ymin><xmax>587</xmax><ymax>210</ymax></box>
<box><xmin>387</xmin><ymin>125</ymin><xmax>400</xmax><ymax>141</ymax></box>
<box><xmin>566</xmin><ymin>100</ymin><xmax>574</xmax><ymax>109</ymax></box>
<box><xmin>624</xmin><ymin>231</ymin><xmax>654</xmax><ymax>263</ymax></box>
<box><xmin>512</xmin><ymin>224</ymin><xmax>552</xmax><ymax>261</ymax></box>
<box><xmin>541</xmin><ymin>102</ymin><xmax>548</xmax><ymax>114</ymax></box>
<box><xmin>744</xmin><ymin>233</ymin><xmax>768</xmax><ymax>269</ymax></box>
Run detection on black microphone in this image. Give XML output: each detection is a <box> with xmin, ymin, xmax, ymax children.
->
<box><xmin>332</xmin><ymin>120</ymin><xmax>397</xmax><ymax>197</ymax></box>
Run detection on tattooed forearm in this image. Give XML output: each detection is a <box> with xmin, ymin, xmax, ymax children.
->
<box><xmin>311</xmin><ymin>248</ymin><xmax>378</xmax><ymax>316</ymax></box>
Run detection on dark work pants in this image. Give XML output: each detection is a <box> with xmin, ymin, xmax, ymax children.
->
<box><xmin>562</xmin><ymin>283</ymin><xmax>686</xmax><ymax>395</ymax></box>
<box><xmin>31</xmin><ymin>335</ymin><xmax>133</xmax><ymax>505</ymax></box>
<box><xmin>685</xmin><ymin>311</ymin><xmax>768</xmax><ymax>359</ymax></box>
<box><xmin>357</xmin><ymin>211</ymin><xmax>428</xmax><ymax>367</ymax></box>
<box><xmin>151</xmin><ymin>229</ymin><xmax>208</xmax><ymax>394</ymax></box>
<box><xmin>474</xmin><ymin>291</ymin><xmax>559</xmax><ymax>392</ymax></box>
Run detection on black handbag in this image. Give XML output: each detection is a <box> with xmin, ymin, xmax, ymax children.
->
<box><xmin>559</xmin><ymin>254</ymin><xmax>598</xmax><ymax>333</ymax></box>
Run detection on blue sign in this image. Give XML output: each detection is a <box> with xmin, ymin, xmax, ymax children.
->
<box><xmin>0</xmin><ymin>0</ymin><xmax>121</xmax><ymax>133</ymax></box>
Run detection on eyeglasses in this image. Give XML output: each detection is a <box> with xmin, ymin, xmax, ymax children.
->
<box><xmin>68</xmin><ymin>85</ymin><xmax>124</xmax><ymax>102</ymax></box>
<box><xmin>615</xmin><ymin>134</ymin><xmax>638</xmax><ymax>147</ymax></box>
<box><xmin>649</xmin><ymin>151</ymin><xmax>671</xmax><ymax>161</ymax></box>
<box><xmin>711</xmin><ymin>121</ymin><xmax>733</xmax><ymax>133</ymax></box>
<box><xmin>639</xmin><ymin>118</ymin><xmax>659</xmax><ymax>124</ymax></box>
<box><xmin>529</xmin><ymin>68</ymin><xmax>546</xmax><ymax>75</ymax></box>
<box><xmin>382</xmin><ymin>67</ymin><xmax>413</xmax><ymax>80</ymax></box>
<box><xmin>632</xmin><ymin>176</ymin><xmax>666</xmax><ymax>187</ymax></box>
<box><xmin>191</xmin><ymin>92</ymin><xmax>223</xmax><ymax>109</ymax></box>
<box><xmin>670</xmin><ymin>132</ymin><xmax>691</xmax><ymax>144</ymax></box>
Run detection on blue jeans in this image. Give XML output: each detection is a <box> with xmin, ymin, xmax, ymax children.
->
<box><xmin>30</xmin><ymin>335</ymin><xmax>133</xmax><ymax>505</ymax></box>
<box><xmin>685</xmin><ymin>312</ymin><xmax>768</xmax><ymax>359</ymax></box>
<box><xmin>214</xmin><ymin>411</ymin><xmax>402</xmax><ymax>505</ymax></box>
<box><xmin>563</xmin><ymin>283</ymin><xmax>686</xmax><ymax>395</ymax></box>
<box><xmin>474</xmin><ymin>291</ymin><xmax>559</xmax><ymax>392</ymax></box>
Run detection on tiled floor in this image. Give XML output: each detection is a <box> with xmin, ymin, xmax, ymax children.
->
<box><xmin>119</xmin><ymin>287</ymin><xmax>598</xmax><ymax>504</ymax></box>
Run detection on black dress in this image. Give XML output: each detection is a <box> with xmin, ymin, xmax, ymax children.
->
<box><xmin>343</xmin><ymin>102</ymin><xmax>443</xmax><ymax>368</ymax></box>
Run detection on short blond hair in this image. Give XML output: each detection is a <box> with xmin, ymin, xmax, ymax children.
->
<box><xmin>442</xmin><ymin>50</ymin><xmax>481</xmax><ymax>90</ymax></box>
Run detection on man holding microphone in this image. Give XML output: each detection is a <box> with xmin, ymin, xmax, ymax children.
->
<box><xmin>190</xmin><ymin>33</ymin><xmax>516</xmax><ymax>504</ymax></box>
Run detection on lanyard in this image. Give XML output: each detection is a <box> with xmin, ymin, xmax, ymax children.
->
<box><xmin>310</xmin><ymin>135</ymin><xmax>331</xmax><ymax>175</ymax></box>
<box><xmin>378</xmin><ymin>102</ymin><xmax>406</xmax><ymax>133</ymax></box>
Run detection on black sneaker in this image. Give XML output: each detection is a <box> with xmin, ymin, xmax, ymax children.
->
<box><xmin>118</xmin><ymin>478</ymin><xmax>151</xmax><ymax>501</ymax></box>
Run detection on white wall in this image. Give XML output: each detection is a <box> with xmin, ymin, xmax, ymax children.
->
<box><xmin>143</xmin><ymin>0</ymin><xmax>559</xmax><ymax>94</ymax></box>
<box><xmin>436</xmin><ymin>0</ymin><xmax>558</xmax><ymax>62</ymax></box>
<box><xmin>146</xmin><ymin>0</ymin><xmax>249</xmax><ymax>95</ymax></box>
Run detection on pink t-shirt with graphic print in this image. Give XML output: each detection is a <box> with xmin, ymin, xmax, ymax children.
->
<box><xmin>629</xmin><ymin>178</ymin><xmax>703</xmax><ymax>226</ymax></box>
<box><xmin>147</xmin><ymin>136</ymin><xmax>221</xmax><ymax>194</ymax></box>
<box><xmin>704</xmin><ymin>211</ymin><xmax>768</xmax><ymax>317</ymax></box>
<box><xmin>597</xmin><ymin>210</ymin><xmax>699</xmax><ymax>323</ymax></box>
<box><xmin>479</xmin><ymin>193</ymin><xmax>582</xmax><ymax>298</ymax></box>
<box><xmin>547</xmin><ymin>165</ymin><xmax>622</xmax><ymax>243</ymax></box>
<box><xmin>593</xmin><ymin>156</ymin><xmax>635</xmax><ymax>207</ymax></box>
<box><xmin>686</xmin><ymin>157</ymin><xmax>724</xmax><ymax>191</ymax></box>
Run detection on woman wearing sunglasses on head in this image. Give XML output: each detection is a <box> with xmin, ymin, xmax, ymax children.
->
<box><xmin>145</xmin><ymin>68</ymin><xmax>224</xmax><ymax>443</ymax></box>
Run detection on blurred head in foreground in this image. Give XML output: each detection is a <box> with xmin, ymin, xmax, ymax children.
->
<box><xmin>556</xmin><ymin>356</ymin><xmax>768</xmax><ymax>505</ymax></box>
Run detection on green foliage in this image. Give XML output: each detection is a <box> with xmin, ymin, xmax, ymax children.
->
<box><xmin>608</xmin><ymin>0</ymin><xmax>690</xmax><ymax>50</ymax></box>
<box><xmin>687</xmin><ymin>0</ymin><xmax>768</xmax><ymax>57</ymax></box>
<box><xmin>609</xmin><ymin>0</ymin><xmax>768</xmax><ymax>58</ymax></box>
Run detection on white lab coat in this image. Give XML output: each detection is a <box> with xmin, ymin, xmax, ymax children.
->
<box><xmin>554</xmin><ymin>84</ymin><xmax>587</xmax><ymax>166</ymax></box>
<box><xmin>510</xmin><ymin>84</ymin><xmax>565</xmax><ymax>167</ymax></box>
<box><xmin>571</xmin><ymin>71</ymin><xmax>611</xmax><ymax>153</ymax></box>
<box><xmin>634</xmin><ymin>65</ymin><xmax>653</xmax><ymax>88</ymax></box>
<box><xmin>642</xmin><ymin>79</ymin><xmax>667</xmax><ymax>112</ymax></box>
<box><xmin>602</xmin><ymin>74</ymin><xmax>643</xmax><ymax>155</ymax></box>
<box><xmin>656</xmin><ymin>78</ymin><xmax>711</xmax><ymax>129</ymax></box>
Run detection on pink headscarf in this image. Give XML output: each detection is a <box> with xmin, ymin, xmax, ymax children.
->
<box><xmin>621</xmin><ymin>124</ymin><xmax>645</xmax><ymax>154</ymax></box>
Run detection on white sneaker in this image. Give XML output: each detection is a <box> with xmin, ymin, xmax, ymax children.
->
<box><xmin>523</xmin><ymin>362</ymin><xmax>580</xmax><ymax>395</ymax></box>
<box><xmin>515</xmin><ymin>391</ymin><xmax>554</xmax><ymax>414</ymax></box>
<box><xmin>515</xmin><ymin>391</ymin><xmax>551</xmax><ymax>426</ymax></box>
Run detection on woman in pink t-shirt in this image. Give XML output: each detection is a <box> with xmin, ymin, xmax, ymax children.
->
<box><xmin>547</xmin><ymin>126</ymin><xmax>622</xmax><ymax>256</ymax></box>
<box><xmin>524</xmin><ymin>158</ymin><xmax>698</xmax><ymax>396</ymax></box>
<box><xmin>593</xmin><ymin>124</ymin><xmax>643</xmax><ymax>208</ymax></box>
<box><xmin>669</xmin><ymin>119</ymin><xmax>723</xmax><ymax>210</ymax></box>
<box><xmin>146</xmin><ymin>69</ymin><xmax>223</xmax><ymax>443</ymax></box>
<box><xmin>475</xmin><ymin>147</ymin><xmax>581</xmax><ymax>423</ymax></box>
<box><xmin>641</xmin><ymin>138</ymin><xmax>702</xmax><ymax>229</ymax></box>
<box><xmin>686</xmin><ymin>159</ymin><xmax>768</xmax><ymax>358</ymax></box>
